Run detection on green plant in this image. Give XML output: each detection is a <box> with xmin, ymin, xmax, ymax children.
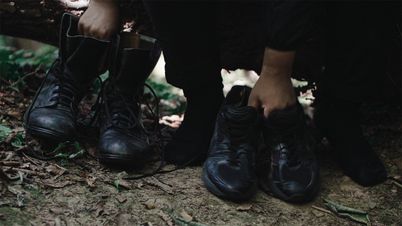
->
<box><xmin>0</xmin><ymin>42</ymin><xmax>57</xmax><ymax>90</ymax></box>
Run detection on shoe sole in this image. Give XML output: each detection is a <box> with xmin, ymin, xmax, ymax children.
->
<box><xmin>265</xmin><ymin>175</ymin><xmax>320</xmax><ymax>204</ymax></box>
<box><xmin>98</xmin><ymin>152</ymin><xmax>150</xmax><ymax>169</ymax></box>
<box><xmin>201</xmin><ymin>165</ymin><xmax>257</xmax><ymax>202</ymax></box>
<box><xmin>26</xmin><ymin>125</ymin><xmax>75</xmax><ymax>143</ymax></box>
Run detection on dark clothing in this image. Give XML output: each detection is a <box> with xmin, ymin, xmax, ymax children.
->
<box><xmin>143</xmin><ymin>1</ymin><xmax>318</xmax><ymax>90</ymax></box>
<box><xmin>143</xmin><ymin>1</ymin><xmax>268</xmax><ymax>90</ymax></box>
<box><xmin>143</xmin><ymin>0</ymin><xmax>400</xmax><ymax>101</ymax></box>
<box><xmin>317</xmin><ymin>1</ymin><xmax>400</xmax><ymax>102</ymax></box>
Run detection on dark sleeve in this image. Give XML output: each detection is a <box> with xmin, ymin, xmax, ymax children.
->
<box><xmin>265</xmin><ymin>0</ymin><xmax>323</xmax><ymax>51</ymax></box>
<box><xmin>218</xmin><ymin>1</ymin><xmax>267</xmax><ymax>73</ymax></box>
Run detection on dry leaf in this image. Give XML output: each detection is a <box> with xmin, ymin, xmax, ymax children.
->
<box><xmin>86</xmin><ymin>175</ymin><xmax>96</xmax><ymax>188</ymax></box>
<box><xmin>158</xmin><ymin>211</ymin><xmax>173</xmax><ymax>226</ymax></box>
<box><xmin>236</xmin><ymin>204</ymin><xmax>252</xmax><ymax>211</ymax></box>
<box><xmin>116</xmin><ymin>195</ymin><xmax>127</xmax><ymax>203</ymax></box>
<box><xmin>179</xmin><ymin>210</ymin><xmax>193</xmax><ymax>222</ymax></box>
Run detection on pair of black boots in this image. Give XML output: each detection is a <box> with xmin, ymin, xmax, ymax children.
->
<box><xmin>24</xmin><ymin>14</ymin><xmax>161</xmax><ymax>166</ymax></box>
<box><xmin>203</xmin><ymin>86</ymin><xmax>319</xmax><ymax>203</ymax></box>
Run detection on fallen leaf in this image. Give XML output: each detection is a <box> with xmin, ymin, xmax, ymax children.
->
<box><xmin>0</xmin><ymin>124</ymin><xmax>12</xmax><ymax>143</ymax></box>
<box><xmin>323</xmin><ymin>198</ymin><xmax>370</xmax><ymax>225</ymax></box>
<box><xmin>158</xmin><ymin>211</ymin><xmax>174</xmax><ymax>226</ymax></box>
<box><xmin>144</xmin><ymin>177</ymin><xmax>173</xmax><ymax>195</ymax></box>
<box><xmin>116</xmin><ymin>195</ymin><xmax>127</xmax><ymax>203</ymax></box>
<box><xmin>113</xmin><ymin>179</ymin><xmax>131</xmax><ymax>190</ymax></box>
<box><xmin>179</xmin><ymin>210</ymin><xmax>193</xmax><ymax>222</ymax></box>
<box><xmin>42</xmin><ymin>180</ymin><xmax>75</xmax><ymax>188</ymax></box>
<box><xmin>86</xmin><ymin>175</ymin><xmax>96</xmax><ymax>188</ymax></box>
<box><xmin>236</xmin><ymin>204</ymin><xmax>252</xmax><ymax>211</ymax></box>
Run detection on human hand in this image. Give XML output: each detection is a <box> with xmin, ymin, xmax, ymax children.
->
<box><xmin>248</xmin><ymin>48</ymin><xmax>297</xmax><ymax>117</ymax></box>
<box><xmin>78</xmin><ymin>0</ymin><xmax>119</xmax><ymax>40</ymax></box>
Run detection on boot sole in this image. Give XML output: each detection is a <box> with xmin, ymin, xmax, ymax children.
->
<box><xmin>98</xmin><ymin>153</ymin><xmax>148</xmax><ymax>169</ymax></box>
<box><xmin>26</xmin><ymin>125</ymin><xmax>75</xmax><ymax>143</ymax></box>
<box><xmin>265</xmin><ymin>176</ymin><xmax>320</xmax><ymax>204</ymax></box>
<box><xmin>201</xmin><ymin>165</ymin><xmax>257</xmax><ymax>202</ymax></box>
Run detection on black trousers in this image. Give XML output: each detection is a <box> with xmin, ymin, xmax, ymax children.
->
<box><xmin>317</xmin><ymin>1</ymin><xmax>400</xmax><ymax>102</ymax></box>
<box><xmin>143</xmin><ymin>1</ymin><xmax>400</xmax><ymax>101</ymax></box>
<box><xmin>142</xmin><ymin>1</ymin><xmax>305</xmax><ymax>90</ymax></box>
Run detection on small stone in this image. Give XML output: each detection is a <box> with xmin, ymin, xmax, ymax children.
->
<box><xmin>144</xmin><ymin>199</ymin><xmax>156</xmax><ymax>210</ymax></box>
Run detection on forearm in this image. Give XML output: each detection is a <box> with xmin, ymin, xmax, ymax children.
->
<box><xmin>90</xmin><ymin>0</ymin><xmax>119</xmax><ymax>5</ymax></box>
<box><xmin>260</xmin><ymin>48</ymin><xmax>295</xmax><ymax>79</ymax></box>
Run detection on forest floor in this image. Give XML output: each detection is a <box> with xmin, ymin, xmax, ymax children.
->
<box><xmin>0</xmin><ymin>69</ymin><xmax>401</xmax><ymax>226</ymax></box>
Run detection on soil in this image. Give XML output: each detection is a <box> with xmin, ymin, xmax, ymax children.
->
<box><xmin>0</xmin><ymin>72</ymin><xmax>401</xmax><ymax>226</ymax></box>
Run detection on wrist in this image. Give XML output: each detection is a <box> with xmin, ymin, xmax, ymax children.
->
<box><xmin>90</xmin><ymin>0</ymin><xmax>119</xmax><ymax>8</ymax></box>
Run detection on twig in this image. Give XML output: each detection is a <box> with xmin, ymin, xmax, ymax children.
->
<box><xmin>312</xmin><ymin>205</ymin><xmax>333</xmax><ymax>215</ymax></box>
<box><xmin>21</xmin><ymin>151</ymin><xmax>41</xmax><ymax>166</ymax></box>
<box><xmin>391</xmin><ymin>180</ymin><xmax>402</xmax><ymax>189</ymax></box>
<box><xmin>8</xmin><ymin>67</ymin><xmax>41</xmax><ymax>89</ymax></box>
<box><xmin>2</xmin><ymin>167</ymin><xmax>47</xmax><ymax>177</ymax></box>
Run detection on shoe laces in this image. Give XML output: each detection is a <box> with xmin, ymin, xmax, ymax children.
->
<box><xmin>222</xmin><ymin>107</ymin><xmax>256</xmax><ymax>148</ymax></box>
<box><xmin>101</xmin><ymin>81</ymin><xmax>144</xmax><ymax>132</ymax></box>
<box><xmin>270</xmin><ymin>121</ymin><xmax>312</xmax><ymax>166</ymax></box>
<box><xmin>49</xmin><ymin>59</ymin><xmax>81</xmax><ymax>112</ymax></box>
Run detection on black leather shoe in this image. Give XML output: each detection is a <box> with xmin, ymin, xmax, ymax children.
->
<box><xmin>314</xmin><ymin>95</ymin><xmax>387</xmax><ymax>186</ymax></box>
<box><xmin>24</xmin><ymin>13</ymin><xmax>110</xmax><ymax>142</ymax></box>
<box><xmin>259</xmin><ymin>103</ymin><xmax>319</xmax><ymax>203</ymax></box>
<box><xmin>98</xmin><ymin>34</ymin><xmax>161</xmax><ymax>167</ymax></box>
<box><xmin>202</xmin><ymin>86</ymin><xmax>259</xmax><ymax>202</ymax></box>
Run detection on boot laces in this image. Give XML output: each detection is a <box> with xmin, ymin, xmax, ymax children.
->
<box><xmin>223</xmin><ymin>109</ymin><xmax>255</xmax><ymax>145</ymax></box>
<box><xmin>103</xmin><ymin>83</ymin><xmax>143</xmax><ymax>131</ymax></box>
<box><xmin>273</xmin><ymin>122</ymin><xmax>311</xmax><ymax>166</ymax></box>
<box><xmin>49</xmin><ymin>59</ymin><xmax>81</xmax><ymax>112</ymax></box>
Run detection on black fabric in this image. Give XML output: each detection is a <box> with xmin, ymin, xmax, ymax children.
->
<box><xmin>143</xmin><ymin>1</ymin><xmax>222</xmax><ymax>89</ymax></box>
<box><xmin>317</xmin><ymin>1</ymin><xmax>400</xmax><ymax>102</ymax></box>
<box><xmin>143</xmin><ymin>1</ymin><xmax>268</xmax><ymax>89</ymax></box>
<box><xmin>265</xmin><ymin>0</ymin><xmax>323</xmax><ymax>51</ymax></box>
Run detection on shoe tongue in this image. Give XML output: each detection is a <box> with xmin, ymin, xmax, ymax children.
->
<box><xmin>265</xmin><ymin>104</ymin><xmax>304</xmax><ymax>130</ymax></box>
<box><xmin>225</xmin><ymin>106</ymin><xmax>258</xmax><ymax>124</ymax></box>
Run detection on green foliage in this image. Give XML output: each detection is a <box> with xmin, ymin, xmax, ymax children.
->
<box><xmin>53</xmin><ymin>141</ymin><xmax>85</xmax><ymax>160</ymax></box>
<box><xmin>0</xmin><ymin>42</ymin><xmax>57</xmax><ymax>88</ymax></box>
<box><xmin>146</xmin><ymin>79</ymin><xmax>178</xmax><ymax>101</ymax></box>
<box><xmin>145</xmin><ymin>79</ymin><xmax>186</xmax><ymax>114</ymax></box>
<box><xmin>11</xmin><ymin>132</ymin><xmax>25</xmax><ymax>148</ymax></box>
<box><xmin>0</xmin><ymin>124</ymin><xmax>12</xmax><ymax>143</ymax></box>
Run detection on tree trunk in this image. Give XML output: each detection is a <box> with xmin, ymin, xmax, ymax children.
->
<box><xmin>0</xmin><ymin>0</ymin><xmax>152</xmax><ymax>46</ymax></box>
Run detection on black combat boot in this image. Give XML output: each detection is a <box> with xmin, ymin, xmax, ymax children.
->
<box><xmin>24</xmin><ymin>13</ymin><xmax>110</xmax><ymax>142</ymax></box>
<box><xmin>98</xmin><ymin>33</ymin><xmax>161</xmax><ymax>167</ymax></box>
<box><xmin>202</xmin><ymin>86</ymin><xmax>259</xmax><ymax>202</ymax></box>
<box><xmin>259</xmin><ymin>103</ymin><xmax>319</xmax><ymax>203</ymax></box>
<box><xmin>314</xmin><ymin>94</ymin><xmax>387</xmax><ymax>186</ymax></box>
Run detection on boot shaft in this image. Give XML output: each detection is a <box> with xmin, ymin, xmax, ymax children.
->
<box><xmin>58</xmin><ymin>14</ymin><xmax>111</xmax><ymax>89</ymax></box>
<box><xmin>109</xmin><ymin>33</ymin><xmax>161</xmax><ymax>94</ymax></box>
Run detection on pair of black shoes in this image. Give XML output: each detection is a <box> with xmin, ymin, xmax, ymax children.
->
<box><xmin>314</xmin><ymin>94</ymin><xmax>387</xmax><ymax>187</ymax></box>
<box><xmin>203</xmin><ymin>86</ymin><xmax>319</xmax><ymax>203</ymax></box>
<box><xmin>24</xmin><ymin>14</ymin><xmax>161</xmax><ymax>167</ymax></box>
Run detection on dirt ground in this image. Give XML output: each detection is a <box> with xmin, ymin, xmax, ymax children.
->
<box><xmin>0</xmin><ymin>74</ymin><xmax>401</xmax><ymax>226</ymax></box>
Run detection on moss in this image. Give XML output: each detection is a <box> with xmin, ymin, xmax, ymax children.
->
<box><xmin>0</xmin><ymin>207</ymin><xmax>31</xmax><ymax>226</ymax></box>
